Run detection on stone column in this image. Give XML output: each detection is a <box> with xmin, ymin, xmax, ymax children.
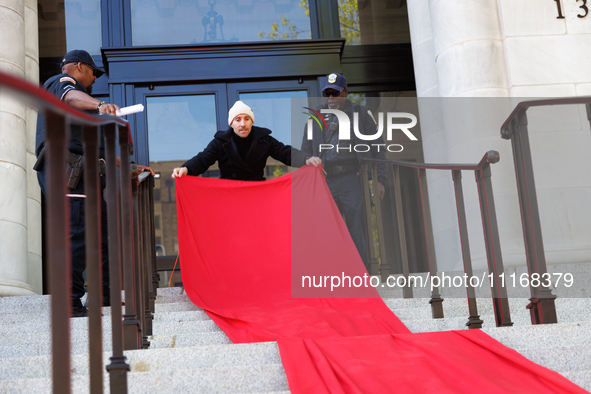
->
<box><xmin>408</xmin><ymin>0</ymin><xmax>517</xmax><ymax>270</ymax></box>
<box><xmin>25</xmin><ymin>0</ymin><xmax>41</xmax><ymax>294</ymax></box>
<box><xmin>0</xmin><ymin>0</ymin><xmax>36</xmax><ymax>296</ymax></box>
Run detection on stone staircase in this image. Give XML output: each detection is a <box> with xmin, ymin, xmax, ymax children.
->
<box><xmin>1</xmin><ymin>273</ymin><xmax>591</xmax><ymax>393</ymax></box>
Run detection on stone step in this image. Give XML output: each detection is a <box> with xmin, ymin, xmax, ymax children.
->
<box><xmin>0</xmin><ymin>342</ymin><xmax>281</xmax><ymax>381</ymax></box>
<box><xmin>0</xmin><ymin>364</ymin><xmax>290</xmax><ymax>393</ymax></box>
<box><xmin>518</xmin><ymin>345</ymin><xmax>591</xmax><ymax>372</ymax></box>
<box><xmin>2</xmin><ymin>296</ymin><xmax>589</xmax><ymax>346</ymax></box>
<box><xmin>560</xmin><ymin>370</ymin><xmax>591</xmax><ymax>392</ymax></box>
<box><xmin>0</xmin><ymin>329</ymin><xmax>232</xmax><ymax>359</ymax></box>
<box><xmin>390</xmin><ymin>299</ymin><xmax>591</xmax><ymax>323</ymax></box>
<box><xmin>483</xmin><ymin>321</ymin><xmax>591</xmax><ymax>350</ymax></box>
<box><xmin>2</xmin><ymin>331</ymin><xmax>591</xmax><ymax>390</ymax></box>
<box><xmin>2</xmin><ymin>333</ymin><xmax>590</xmax><ymax>391</ymax></box>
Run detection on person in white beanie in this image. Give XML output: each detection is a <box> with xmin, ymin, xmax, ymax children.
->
<box><xmin>172</xmin><ymin>101</ymin><xmax>320</xmax><ymax>181</ymax></box>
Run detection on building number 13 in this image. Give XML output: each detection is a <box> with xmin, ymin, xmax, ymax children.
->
<box><xmin>554</xmin><ymin>0</ymin><xmax>589</xmax><ymax>18</ymax></box>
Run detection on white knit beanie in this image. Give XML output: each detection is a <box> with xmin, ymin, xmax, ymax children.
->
<box><xmin>228</xmin><ymin>101</ymin><xmax>255</xmax><ymax>126</ymax></box>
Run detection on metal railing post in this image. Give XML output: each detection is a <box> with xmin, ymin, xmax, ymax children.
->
<box><xmin>510</xmin><ymin>113</ymin><xmax>557</xmax><ymax>324</ymax></box>
<box><xmin>120</xmin><ymin>134</ymin><xmax>141</xmax><ymax>351</ymax></box>
<box><xmin>139</xmin><ymin>184</ymin><xmax>150</xmax><ymax>348</ymax></box>
<box><xmin>45</xmin><ymin>112</ymin><xmax>72</xmax><ymax>394</ymax></box>
<box><xmin>104</xmin><ymin>123</ymin><xmax>130</xmax><ymax>392</ymax></box>
<box><xmin>418</xmin><ymin>169</ymin><xmax>443</xmax><ymax>319</ymax></box>
<box><xmin>141</xmin><ymin>184</ymin><xmax>154</xmax><ymax>343</ymax></box>
<box><xmin>391</xmin><ymin>165</ymin><xmax>412</xmax><ymax>298</ymax></box>
<box><xmin>361</xmin><ymin>162</ymin><xmax>380</xmax><ymax>275</ymax></box>
<box><xmin>146</xmin><ymin>176</ymin><xmax>157</xmax><ymax>335</ymax></box>
<box><xmin>371</xmin><ymin>163</ymin><xmax>390</xmax><ymax>282</ymax></box>
<box><xmin>82</xmin><ymin>124</ymin><xmax>104</xmax><ymax>393</ymax></box>
<box><xmin>475</xmin><ymin>152</ymin><xmax>513</xmax><ymax>327</ymax></box>
<box><xmin>452</xmin><ymin>170</ymin><xmax>483</xmax><ymax>329</ymax></box>
<box><xmin>133</xmin><ymin>176</ymin><xmax>150</xmax><ymax>348</ymax></box>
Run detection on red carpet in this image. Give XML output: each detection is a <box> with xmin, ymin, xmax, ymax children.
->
<box><xmin>176</xmin><ymin>165</ymin><xmax>586</xmax><ymax>393</ymax></box>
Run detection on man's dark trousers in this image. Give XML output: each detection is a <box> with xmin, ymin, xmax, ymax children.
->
<box><xmin>38</xmin><ymin>170</ymin><xmax>110</xmax><ymax>307</ymax></box>
<box><xmin>325</xmin><ymin>171</ymin><xmax>369</xmax><ymax>268</ymax></box>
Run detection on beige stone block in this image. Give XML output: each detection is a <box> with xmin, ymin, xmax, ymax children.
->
<box><xmin>0</xmin><ymin>4</ymin><xmax>25</xmax><ymax>70</ymax></box>
<box><xmin>0</xmin><ymin>0</ymin><xmax>24</xmax><ymax>15</ymax></box>
<box><xmin>0</xmin><ymin>163</ymin><xmax>27</xmax><ymax>225</ymax></box>
<box><xmin>0</xmin><ymin>60</ymin><xmax>24</xmax><ymax>77</ymax></box>
<box><xmin>486</xmin><ymin>192</ymin><xmax>527</xmax><ymax>268</ymax></box>
<box><xmin>511</xmin><ymin>83</ymin><xmax>577</xmax><ymax>98</ymax></box>
<box><xmin>410</xmin><ymin>38</ymin><xmax>439</xmax><ymax>97</ymax></box>
<box><xmin>575</xmin><ymin>83</ymin><xmax>591</xmax><ymax>96</ymax></box>
<box><xmin>25</xmin><ymin>106</ymin><xmax>38</xmax><ymax>153</ymax></box>
<box><xmin>0</xmin><ymin>111</ymin><xmax>26</xmax><ymax>168</ymax></box>
<box><xmin>24</xmin><ymin>0</ymin><xmax>37</xmax><ymax>11</ymax></box>
<box><xmin>0</xmin><ymin>92</ymin><xmax>26</xmax><ymax>120</ymax></box>
<box><xmin>455</xmin><ymin>88</ymin><xmax>511</xmax><ymax>98</ymax></box>
<box><xmin>407</xmin><ymin>0</ymin><xmax>434</xmax><ymax>46</ymax></box>
<box><xmin>430</xmin><ymin>0</ymin><xmax>503</xmax><ymax>54</ymax></box>
<box><xmin>498</xmin><ymin>0</ymin><xmax>566</xmax><ymax>37</ymax></box>
<box><xmin>527</xmin><ymin>130</ymin><xmax>591</xmax><ymax>189</ymax></box>
<box><xmin>27</xmin><ymin>197</ymin><xmax>42</xmax><ymax>258</ymax></box>
<box><xmin>24</xmin><ymin>55</ymin><xmax>39</xmax><ymax>85</ymax></box>
<box><xmin>27</xmin><ymin>251</ymin><xmax>42</xmax><ymax>295</ymax></box>
<box><xmin>505</xmin><ymin>35</ymin><xmax>591</xmax><ymax>85</ymax></box>
<box><xmin>563</xmin><ymin>0</ymin><xmax>591</xmax><ymax>34</ymax></box>
<box><xmin>0</xmin><ymin>280</ymin><xmax>36</xmax><ymax>296</ymax></box>
<box><xmin>537</xmin><ymin>188</ymin><xmax>591</xmax><ymax>263</ymax></box>
<box><xmin>437</xmin><ymin>40</ymin><xmax>509</xmax><ymax>97</ymax></box>
<box><xmin>26</xmin><ymin>152</ymin><xmax>41</xmax><ymax>201</ymax></box>
<box><xmin>24</xmin><ymin>2</ymin><xmax>38</xmax><ymax>61</ymax></box>
<box><xmin>0</xmin><ymin>220</ymin><xmax>28</xmax><ymax>280</ymax></box>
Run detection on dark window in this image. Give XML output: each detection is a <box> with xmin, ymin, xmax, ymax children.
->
<box><xmin>338</xmin><ymin>0</ymin><xmax>410</xmax><ymax>45</ymax></box>
<box><xmin>131</xmin><ymin>0</ymin><xmax>311</xmax><ymax>46</ymax></box>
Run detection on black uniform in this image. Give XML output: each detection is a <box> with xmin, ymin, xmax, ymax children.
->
<box><xmin>296</xmin><ymin>99</ymin><xmax>387</xmax><ymax>269</ymax></box>
<box><xmin>183</xmin><ymin>125</ymin><xmax>306</xmax><ymax>181</ymax></box>
<box><xmin>35</xmin><ymin>74</ymin><xmax>109</xmax><ymax>308</ymax></box>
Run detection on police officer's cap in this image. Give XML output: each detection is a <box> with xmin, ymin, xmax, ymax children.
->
<box><xmin>60</xmin><ymin>50</ymin><xmax>105</xmax><ymax>78</ymax></box>
<box><xmin>322</xmin><ymin>73</ymin><xmax>347</xmax><ymax>92</ymax></box>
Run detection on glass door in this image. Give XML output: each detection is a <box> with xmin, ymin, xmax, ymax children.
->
<box><xmin>134</xmin><ymin>84</ymin><xmax>227</xmax><ymax>286</ymax></box>
<box><xmin>135</xmin><ymin>80</ymin><xmax>316</xmax><ymax>285</ymax></box>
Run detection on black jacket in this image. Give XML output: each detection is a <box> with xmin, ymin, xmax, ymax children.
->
<box><xmin>183</xmin><ymin>126</ymin><xmax>306</xmax><ymax>181</ymax></box>
<box><xmin>296</xmin><ymin>100</ymin><xmax>387</xmax><ymax>184</ymax></box>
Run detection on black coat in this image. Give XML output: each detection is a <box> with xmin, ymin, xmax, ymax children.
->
<box><xmin>183</xmin><ymin>126</ymin><xmax>305</xmax><ymax>181</ymax></box>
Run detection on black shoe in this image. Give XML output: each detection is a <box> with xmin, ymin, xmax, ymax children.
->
<box><xmin>73</xmin><ymin>305</ymin><xmax>88</xmax><ymax>317</ymax></box>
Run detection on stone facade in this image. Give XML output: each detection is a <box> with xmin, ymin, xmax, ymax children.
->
<box><xmin>408</xmin><ymin>0</ymin><xmax>591</xmax><ymax>271</ymax></box>
<box><xmin>0</xmin><ymin>0</ymin><xmax>40</xmax><ymax>296</ymax></box>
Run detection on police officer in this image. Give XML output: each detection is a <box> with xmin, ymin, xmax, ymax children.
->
<box><xmin>298</xmin><ymin>73</ymin><xmax>387</xmax><ymax>269</ymax></box>
<box><xmin>35</xmin><ymin>50</ymin><xmax>151</xmax><ymax>316</ymax></box>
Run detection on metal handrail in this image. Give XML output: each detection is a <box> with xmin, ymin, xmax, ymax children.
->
<box><xmin>361</xmin><ymin>151</ymin><xmax>513</xmax><ymax>328</ymax></box>
<box><xmin>0</xmin><ymin>70</ymin><xmax>156</xmax><ymax>393</ymax></box>
<box><xmin>500</xmin><ymin>97</ymin><xmax>591</xmax><ymax>324</ymax></box>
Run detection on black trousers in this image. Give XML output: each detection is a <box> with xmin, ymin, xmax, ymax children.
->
<box><xmin>325</xmin><ymin>171</ymin><xmax>369</xmax><ymax>268</ymax></box>
<box><xmin>38</xmin><ymin>170</ymin><xmax>110</xmax><ymax>307</ymax></box>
